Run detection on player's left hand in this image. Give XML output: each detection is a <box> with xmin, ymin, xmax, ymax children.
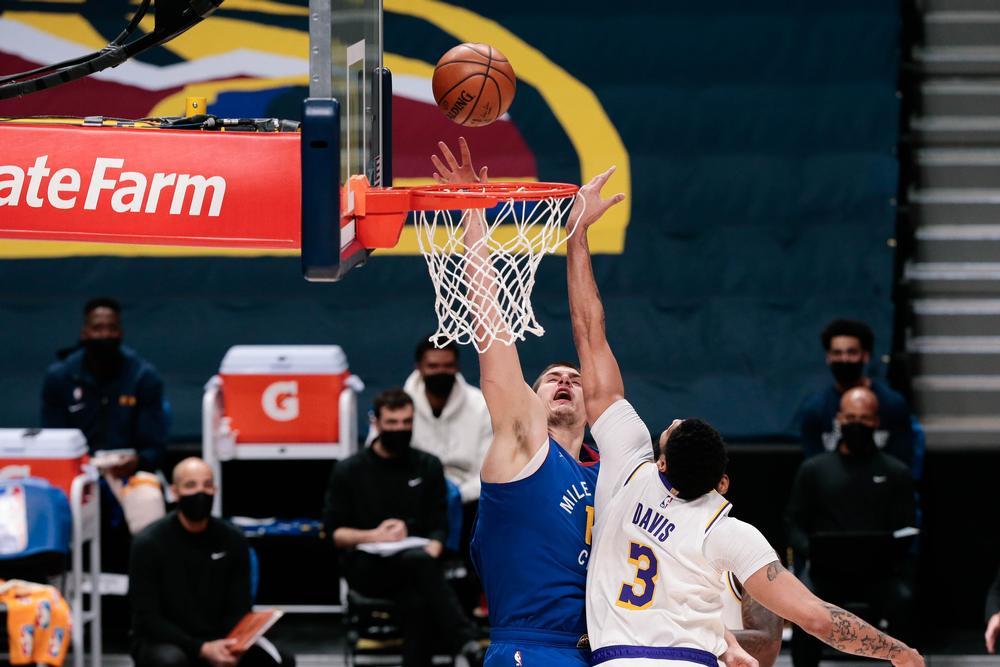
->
<box><xmin>432</xmin><ymin>136</ymin><xmax>488</xmax><ymax>184</ymax></box>
<box><xmin>567</xmin><ymin>166</ymin><xmax>625</xmax><ymax>236</ymax></box>
<box><xmin>720</xmin><ymin>644</ymin><xmax>758</xmax><ymax>667</ymax></box>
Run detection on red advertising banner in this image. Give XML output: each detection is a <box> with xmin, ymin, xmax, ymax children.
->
<box><xmin>0</xmin><ymin>124</ymin><xmax>302</xmax><ymax>248</ymax></box>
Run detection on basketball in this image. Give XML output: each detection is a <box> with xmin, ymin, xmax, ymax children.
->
<box><xmin>432</xmin><ymin>43</ymin><xmax>516</xmax><ymax>127</ymax></box>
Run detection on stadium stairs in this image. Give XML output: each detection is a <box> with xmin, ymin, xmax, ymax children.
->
<box><xmin>903</xmin><ymin>0</ymin><xmax>1000</xmax><ymax>450</ymax></box>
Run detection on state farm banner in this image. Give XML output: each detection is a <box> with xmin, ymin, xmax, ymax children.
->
<box><xmin>0</xmin><ymin>124</ymin><xmax>301</xmax><ymax>248</ymax></box>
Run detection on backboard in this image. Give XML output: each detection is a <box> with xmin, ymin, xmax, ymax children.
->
<box><xmin>301</xmin><ymin>0</ymin><xmax>391</xmax><ymax>281</ymax></box>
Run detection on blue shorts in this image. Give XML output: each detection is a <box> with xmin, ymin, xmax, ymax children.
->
<box><xmin>485</xmin><ymin>628</ymin><xmax>589</xmax><ymax>667</ymax></box>
<box><xmin>485</xmin><ymin>642</ymin><xmax>589</xmax><ymax>667</ymax></box>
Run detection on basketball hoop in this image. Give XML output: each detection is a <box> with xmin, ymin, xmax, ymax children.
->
<box><xmin>344</xmin><ymin>177</ymin><xmax>581</xmax><ymax>352</ymax></box>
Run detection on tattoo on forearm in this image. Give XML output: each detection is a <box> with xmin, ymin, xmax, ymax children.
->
<box><xmin>820</xmin><ymin>603</ymin><xmax>906</xmax><ymax>660</ymax></box>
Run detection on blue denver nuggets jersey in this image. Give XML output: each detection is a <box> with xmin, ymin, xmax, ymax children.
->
<box><xmin>471</xmin><ymin>437</ymin><xmax>599</xmax><ymax>639</ymax></box>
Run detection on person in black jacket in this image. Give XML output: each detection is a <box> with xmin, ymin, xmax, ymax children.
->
<box><xmin>786</xmin><ymin>386</ymin><xmax>917</xmax><ymax>667</ymax></box>
<box><xmin>324</xmin><ymin>388</ymin><xmax>480</xmax><ymax>667</ymax></box>
<box><xmin>129</xmin><ymin>458</ymin><xmax>295</xmax><ymax>667</ymax></box>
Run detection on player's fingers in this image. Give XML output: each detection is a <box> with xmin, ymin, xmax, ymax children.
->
<box><xmin>433</xmin><ymin>172</ymin><xmax>445</xmax><ymax>184</ymax></box>
<box><xmin>459</xmin><ymin>136</ymin><xmax>473</xmax><ymax>166</ymax></box>
<box><xmin>431</xmin><ymin>154</ymin><xmax>450</xmax><ymax>178</ymax></box>
<box><xmin>594</xmin><ymin>165</ymin><xmax>617</xmax><ymax>188</ymax></box>
<box><xmin>439</xmin><ymin>141</ymin><xmax>460</xmax><ymax>170</ymax></box>
<box><xmin>479</xmin><ymin>165</ymin><xmax>488</xmax><ymax>183</ymax></box>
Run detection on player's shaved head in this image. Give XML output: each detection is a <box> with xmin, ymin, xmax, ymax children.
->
<box><xmin>172</xmin><ymin>457</ymin><xmax>213</xmax><ymax>485</ymax></box>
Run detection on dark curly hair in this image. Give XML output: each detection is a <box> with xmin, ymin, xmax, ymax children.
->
<box><xmin>821</xmin><ymin>319</ymin><xmax>874</xmax><ymax>353</ymax></box>
<box><xmin>662</xmin><ymin>418</ymin><xmax>728</xmax><ymax>500</ymax></box>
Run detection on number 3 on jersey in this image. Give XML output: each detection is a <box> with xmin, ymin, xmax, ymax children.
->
<box><xmin>616</xmin><ymin>542</ymin><xmax>659</xmax><ymax>610</ymax></box>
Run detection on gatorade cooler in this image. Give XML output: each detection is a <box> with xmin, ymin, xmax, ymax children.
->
<box><xmin>219</xmin><ymin>345</ymin><xmax>361</xmax><ymax>444</ymax></box>
<box><xmin>0</xmin><ymin>429</ymin><xmax>89</xmax><ymax>498</ymax></box>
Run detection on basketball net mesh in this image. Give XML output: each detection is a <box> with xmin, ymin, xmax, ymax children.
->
<box><xmin>414</xmin><ymin>190</ymin><xmax>582</xmax><ymax>353</ymax></box>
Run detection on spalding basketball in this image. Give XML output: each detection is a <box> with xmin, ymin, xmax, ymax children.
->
<box><xmin>432</xmin><ymin>43</ymin><xmax>516</xmax><ymax>127</ymax></box>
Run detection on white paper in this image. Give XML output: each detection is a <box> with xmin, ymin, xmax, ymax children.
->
<box><xmin>356</xmin><ymin>536</ymin><xmax>430</xmax><ymax>556</ymax></box>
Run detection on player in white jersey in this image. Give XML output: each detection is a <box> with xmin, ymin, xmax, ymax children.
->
<box><xmin>564</xmin><ymin>170</ymin><xmax>924</xmax><ymax>667</ymax></box>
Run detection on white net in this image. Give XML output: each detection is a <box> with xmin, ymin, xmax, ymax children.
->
<box><xmin>414</xmin><ymin>189</ymin><xmax>582</xmax><ymax>353</ymax></box>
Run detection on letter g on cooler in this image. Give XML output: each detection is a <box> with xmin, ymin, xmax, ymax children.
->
<box><xmin>261</xmin><ymin>381</ymin><xmax>299</xmax><ymax>422</ymax></box>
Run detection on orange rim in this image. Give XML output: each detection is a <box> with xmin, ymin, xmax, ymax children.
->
<box><xmin>408</xmin><ymin>181</ymin><xmax>578</xmax><ymax>210</ymax></box>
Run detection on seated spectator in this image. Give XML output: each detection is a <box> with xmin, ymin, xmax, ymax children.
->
<box><xmin>797</xmin><ymin>318</ymin><xmax>920</xmax><ymax>472</ymax></box>
<box><xmin>325</xmin><ymin>389</ymin><xmax>481</xmax><ymax>667</ymax></box>
<box><xmin>129</xmin><ymin>458</ymin><xmax>295</xmax><ymax>667</ymax></box>
<box><xmin>41</xmin><ymin>298</ymin><xmax>168</xmax><ymax>571</ymax></box>
<box><xmin>786</xmin><ymin>386</ymin><xmax>917</xmax><ymax>667</ymax></box>
<box><xmin>404</xmin><ymin>338</ymin><xmax>491</xmax><ymax>543</ymax></box>
<box><xmin>986</xmin><ymin>567</ymin><xmax>1000</xmax><ymax>653</ymax></box>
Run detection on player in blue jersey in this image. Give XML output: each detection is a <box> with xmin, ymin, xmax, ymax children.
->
<box><xmin>429</xmin><ymin>138</ymin><xmax>623</xmax><ymax>666</ymax></box>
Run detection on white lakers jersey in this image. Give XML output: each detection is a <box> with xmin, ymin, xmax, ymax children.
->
<box><xmin>588</xmin><ymin>463</ymin><xmax>734</xmax><ymax>658</ymax></box>
<box><xmin>586</xmin><ymin>400</ymin><xmax>776</xmax><ymax>666</ymax></box>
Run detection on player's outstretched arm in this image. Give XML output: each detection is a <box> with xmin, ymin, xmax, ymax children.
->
<box><xmin>431</xmin><ymin>138</ymin><xmax>548</xmax><ymax>483</ymax></box>
<box><xmin>565</xmin><ymin>166</ymin><xmax>627</xmax><ymax>424</ymax></box>
<box><xmin>744</xmin><ymin>561</ymin><xmax>924</xmax><ymax>667</ymax></box>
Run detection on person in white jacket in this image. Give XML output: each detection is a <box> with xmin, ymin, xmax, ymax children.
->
<box><xmin>403</xmin><ymin>339</ymin><xmax>493</xmax><ymax>506</ymax></box>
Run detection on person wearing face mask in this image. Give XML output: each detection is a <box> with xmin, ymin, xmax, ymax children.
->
<box><xmin>129</xmin><ymin>458</ymin><xmax>295</xmax><ymax>667</ymax></box>
<box><xmin>324</xmin><ymin>388</ymin><xmax>482</xmax><ymax>667</ymax></box>
<box><xmin>403</xmin><ymin>338</ymin><xmax>492</xmax><ymax>508</ymax></box>
<box><xmin>796</xmin><ymin>318</ymin><xmax>921</xmax><ymax>474</ymax></box>
<box><xmin>41</xmin><ymin>297</ymin><xmax>167</xmax><ymax>476</ymax></box>
<box><xmin>401</xmin><ymin>337</ymin><xmax>492</xmax><ymax>608</ymax></box>
<box><xmin>40</xmin><ymin>297</ymin><xmax>168</xmax><ymax>576</ymax></box>
<box><xmin>785</xmin><ymin>387</ymin><xmax>917</xmax><ymax>667</ymax></box>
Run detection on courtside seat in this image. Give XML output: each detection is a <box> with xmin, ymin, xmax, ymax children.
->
<box><xmin>342</xmin><ymin>562</ymin><xmax>475</xmax><ymax>667</ymax></box>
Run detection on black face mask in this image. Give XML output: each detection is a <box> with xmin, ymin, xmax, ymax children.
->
<box><xmin>840</xmin><ymin>422</ymin><xmax>877</xmax><ymax>458</ymax></box>
<box><xmin>379</xmin><ymin>430</ymin><xmax>412</xmax><ymax>456</ymax></box>
<box><xmin>424</xmin><ymin>373</ymin><xmax>456</xmax><ymax>398</ymax></box>
<box><xmin>830</xmin><ymin>360</ymin><xmax>865</xmax><ymax>387</ymax></box>
<box><xmin>83</xmin><ymin>337</ymin><xmax>123</xmax><ymax>373</ymax></box>
<box><xmin>177</xmin><ymin>492</ymin><xmax>214</xmax><ymax>522</ymax></box>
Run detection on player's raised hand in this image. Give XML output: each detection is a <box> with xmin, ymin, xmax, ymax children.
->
<box><xmin>432</xmin><ymin>136</ymin><xmax>488</xmax><ymax>184</ymax></box>
<box><xmin>567</xmin><ymin>166</ymin><xmax>625</xmax><ymax>236</ymax></box>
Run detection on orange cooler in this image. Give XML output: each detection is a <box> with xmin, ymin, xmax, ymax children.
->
<box><xmin>219</xmin><ymin>346</ymin><xmax>353</xmax><ymax>444</ymax></box>
<box><xmin>0</xmin><ymin>429</ymin><xmax>89</xmax><ymax>497</ymax></box>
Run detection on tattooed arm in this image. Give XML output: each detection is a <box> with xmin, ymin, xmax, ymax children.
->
<box><xmin>729</xmin><ymin>578</ymin><xmax>782</xmax><ymax>667</ymax></box>
<box><xmin>744</xmin><ymin>561</ymin><xmax>924</xmax><ymax>667</ymax></box>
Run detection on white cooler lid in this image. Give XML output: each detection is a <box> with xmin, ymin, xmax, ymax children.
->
<box><xmin>0</xmin><ymin>428</ymin><xmax>88</xmax><ymax>458</ymax></box>
<box><xmin>220</xmin><ymin>345</ymin><xmax>349</xmax><ymax>375</ymax></box>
